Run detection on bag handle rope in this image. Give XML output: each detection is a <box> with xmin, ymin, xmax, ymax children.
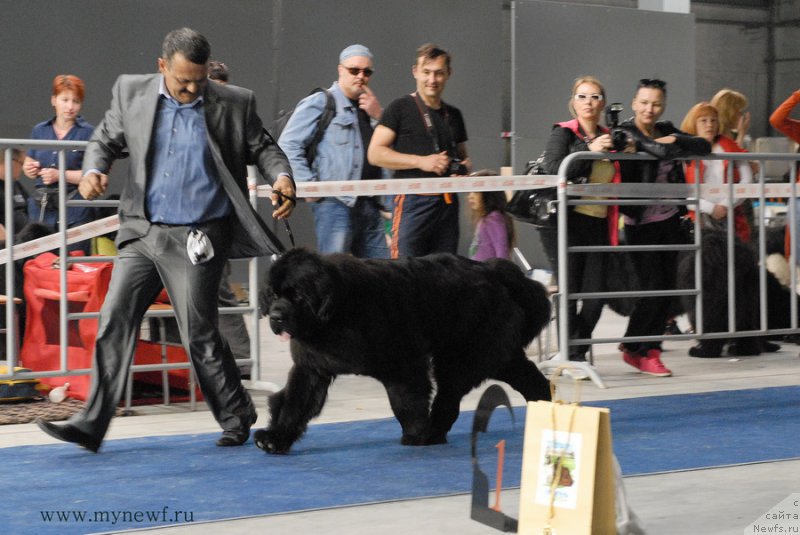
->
<box><xmin>542</xmin><ymin>365</ymin><xmax>584</xmax><ymax>534</ymax></box>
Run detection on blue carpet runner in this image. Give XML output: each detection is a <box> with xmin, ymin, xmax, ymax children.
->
<box><xmin>3</xmin><ymin>386</ymin><xmax>799</xmax><ymax>533</ymax></box>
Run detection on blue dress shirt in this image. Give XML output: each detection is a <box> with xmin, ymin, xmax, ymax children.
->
<box><xmin>146</xmin><ymin>78</ymin><xmax>231</xmax><ymax>224</ymax></box>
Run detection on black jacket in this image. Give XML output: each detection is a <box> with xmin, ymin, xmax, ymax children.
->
<box><xmin>616</xmin><ymin>119</ymin><xmax>711</xmax><ymax>220</ymax></box>
<box><xmin>540</xmin><ymin>123</ymin><xmax>597</xmax><ymax>182</ymax></box>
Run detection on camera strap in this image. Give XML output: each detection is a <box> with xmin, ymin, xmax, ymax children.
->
<box><xmin>411</xmin><ymin>92</ymin><xmax>459</xmax><ymax>203</ymax></box>
<box><xmin>412</xmin><ymin>92</ymin><xmax>458</xmax><ymax>156</ymax></box>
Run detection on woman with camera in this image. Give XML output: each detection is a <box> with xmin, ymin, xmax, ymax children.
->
<box><xmin>22</xmin><ymin>75</ymin><xmax>95</xmax><ymax>243</ymax></box>
<box><xmin>616</xmin><ymin>79</ymin><xmax>711</xmax><ymax>377</ymax></box>
<box><xmin>539</xmin><ymin>75</ymin><xmax>619</xmax><ymax>362</ymax></box>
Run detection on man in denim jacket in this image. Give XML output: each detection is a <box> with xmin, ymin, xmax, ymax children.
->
<box><xmin>279</xmin><ymin>44</ymin><xmax>389</xmax><ymax>257</ymax></box>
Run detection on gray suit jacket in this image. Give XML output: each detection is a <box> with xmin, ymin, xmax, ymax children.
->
<box><xmin>83</xmin><ymin>73</ymin><xmax>293</xmax><ymax>258</ymax></box>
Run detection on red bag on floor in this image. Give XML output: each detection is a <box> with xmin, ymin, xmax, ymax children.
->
<box><xmin>19</xmin><ymin>252</ymin><xmax>113</xmax><ymax>400</ymax></box>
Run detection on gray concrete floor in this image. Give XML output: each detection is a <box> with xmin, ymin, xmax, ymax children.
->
<box><xmin>3</xmin><ymin>309</ymin><xmax>799</xmax><ymax>534</ymax></box>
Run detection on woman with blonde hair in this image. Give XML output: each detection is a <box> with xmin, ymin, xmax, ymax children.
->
<box><xmin>539</xmin><ymin>75</ymin><xmax>620</xmax><ymax>362</ymax></box>
<box><xmin>710</xmin><ymin>88</ymin><xmax>750</xmax><ymax>148</ymax></box>
<box><xmin>680</xmin><ymin>101</ymin><xmax>753</xmax><ymax>242</ymax></box>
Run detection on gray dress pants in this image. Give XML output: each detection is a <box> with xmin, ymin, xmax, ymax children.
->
<box><xmin>69</xmin><ymin>220</ymin><xmax>256</xmax><ymax>441</ymax></box>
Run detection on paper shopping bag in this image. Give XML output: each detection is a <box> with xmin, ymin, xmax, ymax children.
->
<box><xmin>517</xmin><ymin>400</ymin><xmax>615</xmax><ymax>535</ymax></box>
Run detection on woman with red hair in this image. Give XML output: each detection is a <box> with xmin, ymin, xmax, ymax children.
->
<box><xmin>22</xmin><ymin>75</ymin><xmax>95</xmax><ymax>240</ymax></box>
<box><xmin>680</xmin><ymin>101</ymin><xmax>753</xmax><ymax>242</ymax></box>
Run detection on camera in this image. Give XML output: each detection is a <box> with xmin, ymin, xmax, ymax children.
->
<box><xmin>448</xmin><ymin>158</ymin><xmax>468</xmax><ymax>176</ymax></box>
<box><xmin>605</xmin><ymin>103</ymin><xmax>629</xmax><ymax>152</ymax></box>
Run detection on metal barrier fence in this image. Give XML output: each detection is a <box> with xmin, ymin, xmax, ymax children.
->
<box><xmin>3</xmin><ymin>138</ymin><xmax>800</xmax><ymax>394</ymax></box>
<box><xmin>548</xmin><ymin>151</ymin><xmax>800</xmax><ymax>388</ymax></box>
<box><xmin>0</xmin><ymin>139</ymin><xmax>262</xmax><ymax>401</ymax></box>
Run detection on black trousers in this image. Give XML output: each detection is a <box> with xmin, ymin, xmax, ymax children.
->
<box><xmin>566</xmin><ymin>211</ymin><xmax>609</xmax><ymax>357</ymax></box>
<box><xmin>69</xmin><ymin>220</ymin><xmax>256</xmax><ymax>442</ymax></box>
<box><xmin>622</xmin><ymin>213</ymin><xmax>683</xmax><ymax>353</ymax></box>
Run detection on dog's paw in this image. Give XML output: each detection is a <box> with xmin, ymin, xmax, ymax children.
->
<box><xmin>728</xmin><ymin>340</ymin><xmax>762</xmax><ymax>357</ymax></box>
<box><xmin>688</xmin><ymin>344</ymin><xmax>722</xmax><ymax>358</ymax></box>
<box><xmin>761</xmin><ymin>340</ymin><xmax>781</xmax><ymax>353</ymax></box>
<box><xmin>253</xmin><ymin>428</ymin><xmax>291</xmax><ymax>454</ymax></box>
<box><xmin>400</xmin><ymin>433</ymin><xmax>428</xmax><ymax>446</ymax></box>
<box><xmin>425</xmin><ymin>433</ymin><xmax>448</xmax><ymax>445</ymax></box>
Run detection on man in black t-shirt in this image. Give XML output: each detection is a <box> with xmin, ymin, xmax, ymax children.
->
<box><xmin>368</xmin><ymin>43</ymin><xmax>470</xmax><ymax>257</ymax></box>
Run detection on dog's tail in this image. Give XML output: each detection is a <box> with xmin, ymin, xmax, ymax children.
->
<box><xmin>488</xmin><ymin>259</ymin><xmax>552</xmax><ymax>344</ymax></box>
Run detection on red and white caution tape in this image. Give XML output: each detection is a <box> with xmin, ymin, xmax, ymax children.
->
<box><xmin>257</xmin><ymin>174</ymin><xmax>800</xmax><ymax>200</ymax></box>
<box><xmin>257</xmin><ymin>175</ymin><xmax>560</xmax><ymax>198</ymax></box>
<box><xmin>0</xmin><ymin>215</ymin><xmax>119</xmax><ymax>266</ymax></box>
<box><xmin>3</xmin><ymin>177</ymin><xmax>797</xmax><ymax>266</ymax></box>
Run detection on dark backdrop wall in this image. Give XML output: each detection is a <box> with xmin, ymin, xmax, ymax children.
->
<box><xmin>1</xmin><ymin>0</ymin><xmax>694</xmax><ymax>270</ymax></box>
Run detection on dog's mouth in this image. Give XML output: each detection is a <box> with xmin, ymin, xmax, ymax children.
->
<box><xmin>268</xmin><ymin>312</ymin><xmax>293</xmax><ymax>342</ymax></box>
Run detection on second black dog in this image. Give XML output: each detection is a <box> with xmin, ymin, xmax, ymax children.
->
<box><xmin>677</xmin><ymin>231</ymin><xmax>793</xmax><ymax>357</ymax></box>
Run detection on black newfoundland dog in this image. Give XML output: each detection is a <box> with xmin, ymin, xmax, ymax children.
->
<box><xmin>677</xmin><ymin>230</ymin><xmax>793</xmax><ymax>358</ymax></box>
<box><xmin>254</xmin><ymin>248</ymin><xmax>552</xmax><ymax>454</ymax></box>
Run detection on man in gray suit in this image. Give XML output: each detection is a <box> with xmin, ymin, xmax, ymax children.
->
<box><xmin>36</xmin><ymin>28</ymin><xmax>295</xmax><ymax>452</ymax></box>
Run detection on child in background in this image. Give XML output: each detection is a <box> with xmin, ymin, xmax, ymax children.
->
<box><xmin>467</xmin><ymin>170</ymin><xmax>515</xmax><ymax>261</ymax></box>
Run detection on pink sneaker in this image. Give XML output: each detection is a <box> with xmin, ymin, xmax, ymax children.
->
<box><xmin>622</xmin><ymin>349</ymin><xmax>642</xmax><ymax>370</ymax></box>
<box><xmin>638</xmin><ymin>350</ymin><xmax>672</xmax><ymax>377</ymax></box>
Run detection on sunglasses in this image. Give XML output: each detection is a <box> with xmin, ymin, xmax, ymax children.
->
<box><xmin>574</xmin><ymin>93</ymin><xmax>604</xmax><ymax>102</ymax></box>
<box><xmin>342</xmin><ymin>66</ymin><xmax>374</xmax><ymax>77</ymax></box>
<box><xmin>638</xmin><ymin>78</ymin><xmax>667</xmax><ymax>90</ymax></box>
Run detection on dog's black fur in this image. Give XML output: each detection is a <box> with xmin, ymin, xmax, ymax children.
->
<box><xmin>677</xmin><ymin>231</ymin><xmax>796</xmax><ymax>358</ymax></box>
<box><xmin>253</xmin><ymin>248</ymin><xmax>552</xmax><ymax>454</ymax></box>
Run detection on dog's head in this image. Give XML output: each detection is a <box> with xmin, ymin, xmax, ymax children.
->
<box><xmin>260</xmin><ymin>248</ymin><xmax>337</xmax><ymax>341</ymax></box>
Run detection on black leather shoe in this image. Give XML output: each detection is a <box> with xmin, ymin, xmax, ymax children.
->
<box><xmin>36</xmin><ymin>419</ymin><xmax>101</xmax><ymax>453</ymax></box>
<box><xmin>216</xmin><ymin>412</ymin><xmax>257</xmax><ymax>447</ymax></box>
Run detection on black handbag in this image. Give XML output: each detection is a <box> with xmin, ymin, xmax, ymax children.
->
<box><xmin>506</xmin><ymin>154</ymin><xmax>557</xmax><ymax>228</ymax></box>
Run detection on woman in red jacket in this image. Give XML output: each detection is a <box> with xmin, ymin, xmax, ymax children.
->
<box><xmin>769</xmin><ymin>90</ymin><xmax>800</xmax><ymax>259</ymax></box>
<box><xmin>770</xmin><ymin>89</ymin><xmax>800</xmax><ymax>144</ymax></box>
<box><xmin>680</xmin><ymin>102</ymin><xmax>753</xmax><ymax>243</ymax></box>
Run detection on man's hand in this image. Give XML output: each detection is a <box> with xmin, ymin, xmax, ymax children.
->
<box><xmin>358</xmin><ymin>87</ymin><xmax>382</xmax><ymax>120</ymax></box>
<box><xmin>459</xmin><ymin>156</ymin><xmax>473</xmax><ymax>175</ymax></box>
<box><xmin>78</xmin><ymin>172</ymin><xmax>109</xmax><ymax>200</ymax></box>
<box><xmin>271</xmin><ymin>175</ymin><xmax>296</xmax><ymax>219</ymax></box>
<box><xmin>417</xmin><ymin>151</ymin><xmax>450</xmax><ymax>175</ymax></box>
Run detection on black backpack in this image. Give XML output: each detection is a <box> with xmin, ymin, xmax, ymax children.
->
<box><xmin>271</xmin><ymin>88</ymin><xmax>336</xmax><ymax>166</ymax></box>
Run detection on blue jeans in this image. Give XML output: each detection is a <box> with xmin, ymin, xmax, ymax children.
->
<box><xmin>310</xmin><ymin>198</ymin><xmax>389</xmax><ymax>258</ymax></box>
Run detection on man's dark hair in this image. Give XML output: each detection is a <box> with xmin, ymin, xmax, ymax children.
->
<box><xmin>161</xmin><ymin>27</ymin><xmax>211</xmax><ymax>64</ymax></box>
<box><xmin>208</xmin><ymin>60</ymin><xmax>229</xmax><ymax>82</ymax></box>
<box><xmin>416</xmin><ymin>43</ymin><xmax>451</xmax><ymax>72</ymax></box>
